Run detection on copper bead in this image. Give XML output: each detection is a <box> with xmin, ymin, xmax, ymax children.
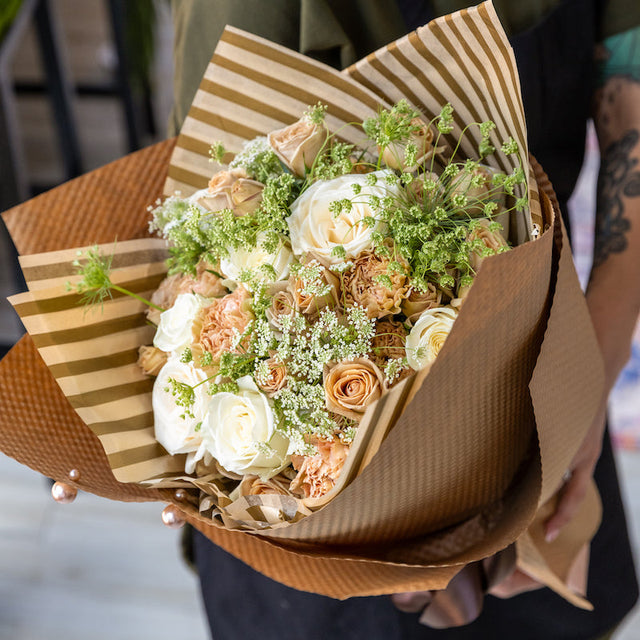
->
<box><xmin>51</xmin><ymin>482</ymin><xmax>78</xmax><ymax>504</ymax></box>
<box><xmin>68</xmin><ymin>468</ymin><xmax>81</xmax><ymax>482</ymax></box>
<box><xmin>161</xmin><ymin>505</ymin><xmax>185</xmax><ymax>529</ymax></box>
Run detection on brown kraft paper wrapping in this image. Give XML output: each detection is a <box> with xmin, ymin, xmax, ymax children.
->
<box><xmin>0</xmin><ymin>1</ymin><xmax>603</xmax><ymax>605</ymax></box>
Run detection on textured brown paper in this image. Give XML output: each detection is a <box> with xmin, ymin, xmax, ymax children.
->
<box><xmin>0</xmin><ymin>2</ymin><xmax>603</xmax><ymax>605</ymax></box>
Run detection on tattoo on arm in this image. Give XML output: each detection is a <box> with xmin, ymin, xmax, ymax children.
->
<box><xmin>594</xmin><ymin>130</ymin><xmax>640</xmax><ymax>267</ymax></box>
<box><xmin>592</xmin><ymin>25</ymin><xmax>640</xmax><ymax>268</ymax></box>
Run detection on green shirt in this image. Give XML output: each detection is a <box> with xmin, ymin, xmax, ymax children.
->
<box><xmin>169</xmin><ymin>0</ymin><xmax>640</xmax><ymax>135</ymax></box>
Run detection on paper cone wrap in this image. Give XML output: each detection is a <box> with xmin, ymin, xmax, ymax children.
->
<box><xmin>1</xmin><ymin>1</ymin><xmax>602</xmax><ymax>608</ymax></box>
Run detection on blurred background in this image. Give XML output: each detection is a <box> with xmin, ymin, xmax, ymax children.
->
<box><xmin>0</xmin><ymin>1</ymin><xmax>638</xmax><ymax>638</ymax></box>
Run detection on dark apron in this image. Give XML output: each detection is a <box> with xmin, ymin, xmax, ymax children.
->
<box><xmin>192</xmin><ymin>1</ymin><xmax>639</xmax><ymax>637</ymax></box>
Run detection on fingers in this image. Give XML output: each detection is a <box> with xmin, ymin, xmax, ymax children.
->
<box><xmin>545</xmin><ymin>466</ymin><xmax>590</xmax><ymax>543</ymax></box>
<box><xmin>390</xmin><ymin>591</ymin><xmax>432</xmax><ymax>613</ymax></box>
<box><xmin>489</xmin><ymin>569</ymin><xmax>542</xmax><ymax>599</ymax></box>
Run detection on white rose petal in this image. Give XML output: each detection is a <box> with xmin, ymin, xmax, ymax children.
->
<box><xmin>220</xmin><ymin>233</ymin><xmax>293</xmax><ymax>288</ymax></box>
<box><xmin>287</xmin><ymin>171</ymin><xmax>400</xmax><ymax>264</ymax></box>
<box><xmin>406</xmin><ymin>306</ymin><xmax>458</xmax><ymax>370</ymax></box>
<box><xmin>153</xmin><ymin>293</ymin><xmax>208</xmax><ymax>355</ymax></box>
<box><xmin>152</xmin><ymin>357</ymin><xmax>208</xmax><ymax>455</ymax></box>
<box><xmin>193</xmin><ymin>376</ymin><xmax>289</xmax><ymax>476</ymax></box>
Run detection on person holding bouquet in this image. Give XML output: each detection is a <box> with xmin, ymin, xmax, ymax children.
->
<box><xmin>168</xmin><ymin>1</ymin><xmax>640</xmax><ymax>638</ymax></box>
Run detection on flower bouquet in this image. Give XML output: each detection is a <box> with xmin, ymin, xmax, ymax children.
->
<box><xmin>0</xmin><ymin>0</ymin><xmax>604</xmax><ymax>618</ymax></box>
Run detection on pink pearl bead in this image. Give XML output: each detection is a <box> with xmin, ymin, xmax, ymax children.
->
<box><xmin>174</xmin><ymin>489</ymin><xmax>187</xmax><ymax>502</ymax></box>
<box><xmin>51</xmin><ymin>482</ymin><xmax>78</xmax><ymax>504</ymax></box>
<box><xmin>161</xmin><ymin>505</ymin><xmax>185</xmax><ymax>529</ymax></box>
<box><xmin>68</xmin><ymin>469</ymin><xmax>81</xmax><ymax>482</ymax></box>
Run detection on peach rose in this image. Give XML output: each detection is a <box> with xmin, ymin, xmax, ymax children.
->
<box><xmin>450</xmin><ymin>281</ymin><xmax>472</xmax><ymax>311</ymax></box>
<box><xmin>290</xmin><ymin>437</ymin><xmax>350</xmax><ymax>499</ymax></box>
<box><xmin>448</xmin><ymin>164</ymin><xmax>505</xmax><ymax>215</ymax></box>
<box><xmin>342</xmin><ymin>249</ymin><xmax>410</xmax><ymax>319</ymax></box>
<box><xmin>467</xmin><ymin>219</ymin><xmax>509</xmax><ymax>273</ymax></box>
<box><xmin>265</xmin><ymin>281</ymin><xmax>298</xmax><ymax>331</ymax></box>
<box><xmin>401</xmin><ymin>282</ymin><xmax>444</xmax><ymax>324</ymax></box>
<box><xmin>287</xmin><ymin>261</ymin><xmax>340</xmax><ymax>317</ymax></box>
<box><xmin>137</xmin><ymin>345</ymin><xmax>168</xmax><ymax>376</ymax></box>
<box><xmin>237</xmin><ymin>474</ymin><xmax>290</xmax><ymax>496</ymax></box>
<box><xmin>256</xmin><ymin>354</ymin><xmax>288</xmax><ymax>397</ymax></box>
<box><xmin>192</xmin><ymin>168</ymin><xmax>264</xmax><ymax>216</ymax></box>
<box><xmin>177</xmin><ymin>261</ymin><xmax>228</xmax><ymax>298</ymax></box>
<box><xmin>407</xmin><ymin>171</ymin><xmax>441</xmax><ymax>202</ymax></box>
<box><xmin>323</xmin><ymin>358</ymin><xmax>385</xmax><ymax>421</ymax></box>
<box><xmin>145</xmin><ymin>273</ymin><xmax>183</xmax><ymax>325</ymax></box>
<box><xmin>197</xmin><ymin>286</ymin><xmax>253</xmax><ymax>363</ymax></box>
<box><xmin>268</xmin><ymin>117</ymin><xmax>325</xmax><ymax>177</ymax></box>
<box><xmin>381</xmin><ymin>117</ymin><xmax>437</xmax><ymax>171</ymax></box>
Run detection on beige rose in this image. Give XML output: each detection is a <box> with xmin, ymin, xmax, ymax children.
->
<box><xmin>237</xmin><ymin>474</ymin><xmax>291</xmax><ymax>496</ymax></box>
<box><xmin>401</xmin><ymin>282</ymin><xmax>444</xmax><ymax>324</ymax></box>
<box><xmin>381</xmin><ymin>117</ymin><xmax>437</xmax><ymax>171</ymax></box>
<box><xmin>467</xmin><ymin>218</ymin><xmax>509</xmax><ymax>272</ymax></box>
<box><xmin>192</xmin><ymin>168</ymin><xmax>264</xmax><ymax>216</ymax></box>
<box><xmin>256</xmin><ymin>354</ymin><xmax>288</xmax><ymax>397</ymax></box>
<box><xmin>448</xmin><ymin>164</ymin><xmax>505</xmax><ymax>215</ymax></box>
<box><xmin>137</xmin><ymin>345</ymin><xmax>168</xmax><ymax>377</ymax></box>
<box><xmin>406</xmin><ymin>306</ymin><xmax>458</xmax><ymax>370</ymax></box>
<box><xmin>146</xmin><ymin>273</ymin><xmax>184</xmax><ymax>326</ymax></box>
<box><xmin>342</xmin><ymin>249</ymin><xmax>410</xmax><ymax>319</ymax></box>
<box><xmin>407</xmin><ymin>171</ymin><xmax>441</xmax><ymax>202</ymax></box>
<box><xmin>290</xmin><ymin>437</ymin><xmax>350</xmax><ymax>499</ymax></box>
<box><xmin>197</xmin><ymin>286</ymin><xmax>253</xmax><ymax>363</ymax></box>
<box><xmin>265</xmin><ymin>281</ymin><xmax>298</xmax><ymax>331</ymax></box>
<box><xmin>450</xmin><ymin>281</ymin><xmax>472</xmax><ymax>310</ymax></box>
<box><xmin>287</xmin><ymin>260</ymin><xmax>340</xmax><ymax>317</ymax></box>
<box><xmin>230</xmin><ymin>178</ymin><xmax>264</xmax><ymax>216</ymax></box>
<box><xmin>177</xmin><ymin>261</ymin><xmax>228</xmax><ymax>298</ymax></box>
<box><xmin>268</xmin><ymin>117</ymin><xmax>326</xmax><ymax>177</ymax></box>
<box><xmin>324</xmin><ymin>358</ymin><xmax>385</xmax><ymax>421</ymax></box>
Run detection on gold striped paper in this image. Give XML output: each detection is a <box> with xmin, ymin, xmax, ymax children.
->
<box><xmin>8</xmin><ymin>239</ymin><xmax>188</xmax><ymax>483</ymax></box>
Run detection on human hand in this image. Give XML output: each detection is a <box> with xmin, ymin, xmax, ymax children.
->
<box><xmin>390</xmin><ymin>590</ymin><xmax>432</xmax><ymax>613</ymax></box>
<box><xmin>544</xmin><ymin>400</ymin><xmax>607</xmax><ymax>543</ymax></box>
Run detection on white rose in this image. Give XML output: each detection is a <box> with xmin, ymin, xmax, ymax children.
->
<box><xmin>406</xmin><ymin>306</ymin><xmax>458</xmax><ymax>370</ymax></box>
<box><xmin>220</xmin><ymin>233</ymin><xmax>293</xmax><ymax>288</ymax></box>
<box><xmin>152</xmin><ymin>357</ymin><xmax>208</xmax><ymax>455</ymax></box>
<box><xmin>153</xmin><ymin>293</ymin><xmax>208</xmax><ymax>355</ymax></box>
<box><xmin>193</xmin><ymin>376</ymin><xmax>289</xmax><ymax>476</ymax></box>
<box><xmin>287</xmin><ymin>171</ymin><xmax>400</xmax><ymax>264</ymax></box>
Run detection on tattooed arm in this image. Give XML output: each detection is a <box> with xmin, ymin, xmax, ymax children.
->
<box><xmin>545</xmin><ymin>25</ymin><xmax>640</xmax><ymax>541</ymax></box>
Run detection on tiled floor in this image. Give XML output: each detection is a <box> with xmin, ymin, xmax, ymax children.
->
<box><xmin>0</xmin><ymin>454</ymin><xmax>209</xmax><ymax>640</ymax></box>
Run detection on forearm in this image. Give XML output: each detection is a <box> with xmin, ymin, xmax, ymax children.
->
<box><xmin>588</xmin><ymin>27</ymin><xmax>640</xmax><ymax>391</ymax></box>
